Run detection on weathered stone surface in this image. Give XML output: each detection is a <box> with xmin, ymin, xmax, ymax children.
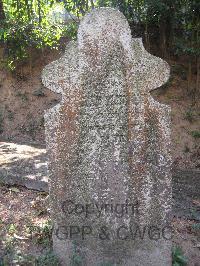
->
<box><xmin>42</xmin><ymin>8</ymin><xmax>172</xmax><ymax>266</ymax></box>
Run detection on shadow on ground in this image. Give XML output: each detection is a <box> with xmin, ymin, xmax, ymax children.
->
<box><xmin>0</xmin><ymin>142</ymin><xmax>48</xmax><ymax>192</ymax></box>
<box><xmin>0</xmin><ymin>141</ymin><xmax>200</xmax><ymax>220</ymax></box>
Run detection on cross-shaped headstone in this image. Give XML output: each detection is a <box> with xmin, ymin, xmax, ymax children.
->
<box><xmin>42</xmin><ymin>8</ymin><xmax>172</xmax><ymax>266</ymax></box>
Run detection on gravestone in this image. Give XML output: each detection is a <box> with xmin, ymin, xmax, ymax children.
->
<box><xmin>42</xmin><ymin>8</ymin><xmax>172</xmax><ymax>266</ymax></box>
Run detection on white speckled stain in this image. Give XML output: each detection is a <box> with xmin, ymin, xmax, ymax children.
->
<box><xmin>42</xmin><ymin>7</ymin><xmax>172</xmax><ymax>266</ymax></box>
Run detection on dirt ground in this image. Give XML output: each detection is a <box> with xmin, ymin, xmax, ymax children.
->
<box><xmin>0</xmin><ymin>184</ymin><xmax>53</xmax><ymax>265</ymax></box>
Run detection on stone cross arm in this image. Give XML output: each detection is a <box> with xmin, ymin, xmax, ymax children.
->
<box><xmin>42</xmin><ymin>8</ymin><xmax>170</xmax><ymax>99</ymax></box>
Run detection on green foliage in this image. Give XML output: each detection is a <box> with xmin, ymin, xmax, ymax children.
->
<box><xmin>71</xmin><ymin>253</ymin><xmax>82</xmax><ymax>266</ymax></box>
<box><xmin>0</xmin><ymin>0</ymin><xmax>72</xmax><ymax>70</ymax></box>
<box><xmin>36</xmin><ymin>250</ymin><xmax>59</xmax><ymax>266</ymax></box>
<box><xmin>172</xmin><ymin>246</ymin><xmax>187</xmax><ymax>266</ymax></box>
<box><xmin>192</xmin><ymin>223</ymin><xmax>200</xmax><ymax>230</ymax></box>
<box><xmin>7</xmin><ymin>223</ymin><xmax>17</xmax><ymax>235</ymax></box>
<box><xmin>191</xmin><ymin>209</ymin><xmax>200</xmax><ymax>221</ymax></box>
<box><xmin>26</xmin><ymin>220</ymin><xmax>52</xmax><ymax>247</ymax></box>
<box><xmin>70</xmin><ymin>242</ymin><xmax>83</xmax><ymax>266</ymax></box>
<box><xmin>191</xmin><ymin>130</ymin><xmax>200</xmax><ymax>139</ymax></box>
<box><xmin>185</xmin><ymin>109</ymin><xmax>195</xmax><ymax>123</ymax></box>
<box><xmin>0</xmin><ymin>0</ymin><xmax>199</xmax><ymax>76</ymax></box>
<box><xmin>1</xmin><ymin>250</ymin><xmax>59</xmax><ymax>266</ymax></box>
<box><xmin>1</xmin><ymin>21</ymin><xmax>65</xmax><ymax>70</ymax></box>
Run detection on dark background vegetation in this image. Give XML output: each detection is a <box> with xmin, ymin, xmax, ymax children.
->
<box><xmin>0</xmin><ymin>0</ymin><xmax>199</xmax><ymax>98</ymax></box>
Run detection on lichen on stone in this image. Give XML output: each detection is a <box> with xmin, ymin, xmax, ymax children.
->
<box><xmin>42</xmin><ymin>7</ymin><xmax>172</xmax><ymax>266</ymax></box>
